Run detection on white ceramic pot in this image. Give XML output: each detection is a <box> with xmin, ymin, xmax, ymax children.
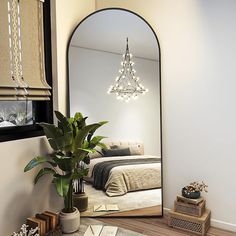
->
<box><xmin>59</xmin><ymin>207</ymin><xmax>80</xmax><ymax>233</ymax></box>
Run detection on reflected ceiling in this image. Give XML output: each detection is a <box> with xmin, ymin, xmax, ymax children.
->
<box><xmin>71</xmin><ymin>10</ymin><xmax>159</xmax><ymax>61</ymax></box>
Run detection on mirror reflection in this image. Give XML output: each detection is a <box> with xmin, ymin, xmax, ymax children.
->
<box><xmin>68</xmin><ymin>9</ymin><xmax>162</xmax><ymax>217</ymax></box>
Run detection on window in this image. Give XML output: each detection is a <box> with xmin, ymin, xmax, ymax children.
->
<box><xmin>0</xmin><ymin>0</ymin><xmax>53</xmax><ymax>142</ymax></box>
<box><xmin>0</xmin><ymin>101</ymin><xmax>33</xmax><ymax>128</ymax></box>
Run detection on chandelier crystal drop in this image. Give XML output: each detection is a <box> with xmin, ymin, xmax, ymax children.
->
<box><xmin>107</xmin><ymin>38</ymin><xmax>148</xmax><ymax>102</ymax></box>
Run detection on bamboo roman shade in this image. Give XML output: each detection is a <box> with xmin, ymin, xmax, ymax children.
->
<box><xmin>0</xmin><ymin>0</ymin><xmax>51</xmax><ymax>101</ymax></box>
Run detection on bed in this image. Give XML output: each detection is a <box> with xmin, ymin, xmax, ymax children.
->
<box><xmin>86</xmin><ymin>141</ymin><xmax>162</xmax><ymax>197</ymax></box>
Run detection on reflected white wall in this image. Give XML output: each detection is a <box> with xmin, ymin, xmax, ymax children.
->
<box><xmin>69</xmin><ymin>47</ymin><xmax>160</xmax><ymax>155</ymax></box>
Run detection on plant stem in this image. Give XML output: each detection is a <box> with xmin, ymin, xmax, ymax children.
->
<box><xmin>64</xmin><ymin>181</ymin><xmax>73</xmax><ymax>213</ymax></box>
<box><xmin>79</xmin><ymin>178</ymin><xmax>83</xmax><ymax>194</ymax></box>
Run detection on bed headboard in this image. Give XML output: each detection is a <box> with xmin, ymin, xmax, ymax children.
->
<box><xmin>105</xmin><ymin>141</ymin><xmax>144</xmax><ymax>155</ymax></box>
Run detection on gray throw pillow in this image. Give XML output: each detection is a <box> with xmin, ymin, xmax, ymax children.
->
<box><xmin>102</xmin><ymin>148</ymin><xmax>131</xmax><ymax>157</ymax></box>
<box><xmin>110</xmin><ymin>144</ymin><xmax>142</xmax><ymax>155</ymax></box>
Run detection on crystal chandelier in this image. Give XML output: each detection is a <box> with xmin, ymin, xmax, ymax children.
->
<box><xmin>107</xmin><ymin>38</ymin><xmax>148</xmax><ymax>102</ymax></box>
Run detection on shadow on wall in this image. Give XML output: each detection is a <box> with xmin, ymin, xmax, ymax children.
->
<box><xmin>1</xmin><ymin>137</ymin><xmax>62</xmax><ymax>235</ymax></box>
<box><xmin>3</xmin><ymin>177</ymin><xmax>63</xmax><ymax>235</ymax></box>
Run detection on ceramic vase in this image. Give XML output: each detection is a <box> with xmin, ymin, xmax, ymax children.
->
<box><xmin>59</xmin><ymin>207</ymin><xmax>80</xmax><ymax>233</ymax></box>
<box><xmin>182</xmin><ymin>187</ymin><xmax>201</xmax><ymax>199</ymax></box>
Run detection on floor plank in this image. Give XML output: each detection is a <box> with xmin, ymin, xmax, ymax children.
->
<box><xmin>104</xmin><ymin>205</ymin><xmax>162</xmax><ymax>217</ymax></box>
<box><xmin>98</xmin><ymin>217</ymin><xmax>236</xmax><ymax>236</ymax></box>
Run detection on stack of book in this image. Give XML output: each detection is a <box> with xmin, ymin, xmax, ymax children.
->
<box><xmin>168</xmin><ymin>195</ymin><xmax>211</xmax><ymax>236</ymax></box>
<box><xmin>26</xmin><ymin>211</ymin><xmax>59</xmax><ymax>236</ymax></box>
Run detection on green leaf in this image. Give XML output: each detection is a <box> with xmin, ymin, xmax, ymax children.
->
<box><xmin>78</xmin><ymin>148</ymin><xmax>95</xmax><ymax>153</ymax></box>
<box><xmin>40</xmin><ymin>122</ymin><xmax>63</xmax><ymax>139</ymax></box>
<box><xmin>40</xmin><ymin>120</ymin><xmax>73</xmax><ymax>151</ymax></box>
<box><xmin>39</xmin><ymin>123</ymin><xmax>63</xmax><ymax>150</ymax></box>
<box><xmin>34</xmin><ymin>168</ymin><xmax>56</xmax><ymax>184</ymax></box>
<box><xmin>73</xmin><ymin>123</ymin><xmax>100</xmax><ymax>151</ymax></box>
<box><xmin>48</xmin><ymin>137</ymin><xmax>63</xmax><ymax>151</ymax></box>
<box><xmin>71</xmin><ymin>149</ymin><xmax>87</xmax><ymax>162</ymax></box>
<box><xmin>80</xmin><ymin>122</ymin><xmax>107</xmax><ymax>146</ymax></box>
<box><xmin>68</xmin><ymin>117</ymin><xmax>74</xmax><ymax>124</ymax></box>
<box><xmin>54</xmin><ymin>175</ymin><xmax>71</xmax><ymax>197</ymax></box>
<box><xmin>83</xmin><ymin>156</ymin><xmax>90</xmax><ymax>165</ymax></box>
<box><xmin>87</xmin><ymin>121</ymin><xmax>108</xmax><ymax>141</ymax></box>
<box><xmin>24</xmin><ymin>156</ymin><xmax>55</xmax><ymax>172</ymax></box>
<box><xmin>82</xmin><ymin>140</ymin><xmax>89</xmax><ymax>149</ymax></box>
<box><xmin>72</xmin><ymin>168</ymin><xmax>89</xmax><ymax>179</ymax></box>
<box><xmin>90</xmin><ymin>136</ymin><xmax>107</xmax><ymax>145</ymax></box>
<box><xmin>96</xmin><ymin>142</ymin><xmax>108</xmax><ymax>150</ymax></box>
<box><xmin>77</xmin><ymin>117</ymin><xmax>88</xmax><ymax>129</ymax></box>
<box><xmin>63</xmin><ymin>131</ymin><xmax>73</xmax><ymax>149</ymax></box>
<box><xmin>54</xmin><ymin>111</ymin><xmax>71</xmax><ymax>133</ymax></box>
<box><xmin>73</xmin><ymin>112</ymin><xmax>88</xmax><ymax>129</ymax></box>
<box><xmin>53</xmin><ymin>155</ymin><xmax>73</xmax><ymax>172</ymax></box>
<box><xmin>100</xmin><ymin>121</ymin><xmax>109</xmax><ymax>125</ymax></box>
<box><xmin>74</xmin><ymin>112</ymin><xmax>83</xmax><ymax>120</ymax></box>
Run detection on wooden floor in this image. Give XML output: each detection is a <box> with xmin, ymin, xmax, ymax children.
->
<box><xmin>104</xmin><ymin>205</ymin><xmax>162</xmax><ymax>217</ymax></box>
<box><xmin>99</xmin><ymin>216</ymin><xmax>236</xmax><ymax>236</ymax></box>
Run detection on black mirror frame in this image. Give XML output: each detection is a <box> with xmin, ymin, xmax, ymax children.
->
<box><xmin>66</xmin><ymin>7</ymin><xmax>163</xmax><ymax>218</ymax></box>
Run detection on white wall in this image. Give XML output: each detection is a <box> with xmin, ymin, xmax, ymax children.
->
<box><xmin>0</xmin><ymin>137</ymin><xmax>62</xmax><ymax>235</ymax></box>
<box><xmin>51</xmin><ymin>0</ymin><xmax>95</xmax><ymax>114</ymax></box>
<box><xmin>96</xmin><ymin>0</ymin><xmax>236</xmax><ymax>231</ymax></box>
<box><xmin>69</xmin><ymin>47</ymin><xmax>160</xmax><ymax>155</ymax></box>
<box><xmin>0</xmin><ymin>1</ymin><xmax>95</xmax><ymax>235</ymax></box>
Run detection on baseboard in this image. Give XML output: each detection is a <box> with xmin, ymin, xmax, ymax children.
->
<box><xmin>210</xmin><ymin>219</ymin><xmax>236</xmax><ymax>233</ymax></box>
<box><xmin>163</xmin><ymin>207</ymin><xmax>171</xmax><ymax>216</ymax></box>
<box><xmin>163</xmin><ymin>208</ymin><xmax>236</xmax><ymax>233</ymax></box>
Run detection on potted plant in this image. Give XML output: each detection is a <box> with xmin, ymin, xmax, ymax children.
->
<box><xmin>73</xmin><ymin>178</ymin><xmax>87</xmax><ymax>212</ymax></box>
<box><xmin>24</xmin><ymin>111</ymin><xmax>107</xmax><ymax>233</ymax></box>
<box><xmin>182</xmin><ymin>181</ymin><xmax>208</xmax><ymax>199</ymax></box>
<box><xmin>72</xmin><ymin>121</ymin><xmax>107</xmax><ymax>212</ymax></box>
<box><xmin>73</xmin><ymin>163</ymin><xmax>89</xmax><ymax>212</ymax></box>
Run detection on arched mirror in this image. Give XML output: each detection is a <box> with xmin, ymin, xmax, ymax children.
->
<box><xmin>67</xmin><ymin>8</ymin><xmax>162</xmax><ymax>217</ymax></box>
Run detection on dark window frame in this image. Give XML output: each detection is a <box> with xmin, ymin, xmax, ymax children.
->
<box><xmin>0</xmin><ymin>0</ymin><xmax>53</xmax><ymax>142</ymax></box>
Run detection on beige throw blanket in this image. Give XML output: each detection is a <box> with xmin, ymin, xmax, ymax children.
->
<box><xmin>88</xmin><ymin>155</ymin><xmax>161</xmax><ymax>196</ymax></box>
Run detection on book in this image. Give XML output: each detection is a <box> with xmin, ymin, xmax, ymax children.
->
<box><xmin>93</xmin><ymin>205</ymin><xmax>106</xmax><ymax>212</ymax></box>
<box><xmin>100</xmin><ymin>226</ymin><xmax>118</xmax><ymax>236</ymax></box>
<box><xmin>42</xmin><ymin>211</ymin><xmax>57</xmax><ymax>229</ymax></box>
<box><xmin>93</xmin><ymin>204</ymin><xmax>119</xmax><ymax>212</ymax></box>
<box><xmin>35</xmin><ymin>213</ymin><xmax>50</xmax><ymax>232</ymax></box>
<box><xmin>106</xmin><ymin>204</ymin><xmax>119</xmax><ymax>211</ymax></box>
<box><xmin>27</xmin><ymin>217</ymin><xmax>46</xmax><ymax>236</ymax></box>
<box><xmin>84</xmin><ymin>225</ymin><xmax>103</xmax><ymax>236</ymax></box>
<box><xmin>26</xmin><ymin>217</ymin><xmax>40</xmax><ymax>234</ymax></box>
<box><xmin>41</xmin><ymin>212</ymin><xmax>54</xmax><ymax>231</ymax></box>
<box><xmin>84</xmin><ymin>225</ymin><xmax>118</xmax><ymax>236</ymax></box>
<box><xmin>44</xmin><ymin>211</ymin><xmax>59</xmax><ymax>226</ymax></box>
<box><xmin>35</xmin><ymin>218</ymin><xmax>46</xmax><ymax>236</ymax></box>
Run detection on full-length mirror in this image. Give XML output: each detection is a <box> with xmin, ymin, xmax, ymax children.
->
<box><xmin>67</xmin><ymin>9</ymin><xmax>162</xmax><ymax>217</ymax></box>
